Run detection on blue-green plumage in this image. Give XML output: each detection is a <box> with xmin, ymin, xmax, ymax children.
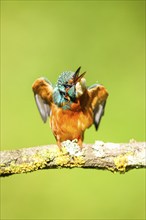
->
<box><xmin>57</xmin><ymin>71</ymin><xmax>74</xmax><ymax>86</ymax></box>
<box><xmin>53</xmin><ymin>71</ymin><xmax>77</xmax><ymax>109</ymax></box>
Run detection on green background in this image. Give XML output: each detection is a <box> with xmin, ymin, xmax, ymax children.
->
<box><xmin>1</xmin><ymin>1</ymin><xmax>145</xmax><ymax>219</ymax></box>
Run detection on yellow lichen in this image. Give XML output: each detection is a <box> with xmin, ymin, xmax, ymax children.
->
<box><xmin>0</xmin><ymin>163</ymin><xmax>5</xmax><ymax>167</ymax></box>
<box><xmin>54</xmin><ymin>146</ymin><xmax>85</xmax><ymax>167</ymax></box>
<box><xmin>0</xmin><ymin>150</ymin><xmax>54</xmax><ymax>175</ymax></box>
<box><xmin>0</xmin><ymin>144</ymin><xmax>86</xmax><ymax>175</ymax></box>
<box><xmin>114</xmin><ymin>154</ymin><xmax>128</xmax><ymax>172</ymax></box>
<box><xmin>55</xmin><ymin>155</ymin><xmax>70</xmax><ymax>166</ymax></box>
<box><xmin>106</xmin><ymin>166</ymin><xmax>115</xmax><ymax>173</ymax></box>
<box><xmin>70</xmin><ymin>156</ymin><xmax>85</xmax><ymax>167</ymax></box>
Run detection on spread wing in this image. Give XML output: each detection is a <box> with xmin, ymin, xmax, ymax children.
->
<box><xmin>88</xmin><ymin>84</ymin><xmax>108</xmax><ymax>130</ymax></box>
<box><xmin>34</xmin><ymin>94</ymin><xmax>51</xmax><ymax>123</ymax></box>
<box><xmin>32</xmin><ymin>78</ymin><xmax>53</xmax><ymax>123</ymax></box>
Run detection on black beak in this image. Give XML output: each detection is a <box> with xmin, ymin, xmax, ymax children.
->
<box><xmin>73</xmin><ymin>66</ymin><xmax>86</xmax><ymax>84</ymax></box>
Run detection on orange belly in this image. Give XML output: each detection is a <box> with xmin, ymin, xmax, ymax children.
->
<box><xmin>50</xmin><ymin>104</ymin><xmax>93</xmax><ymax>144</ymax></box>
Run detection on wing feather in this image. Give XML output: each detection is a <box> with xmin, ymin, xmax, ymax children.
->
<box><xmin>34</xmin><ymin>94</ymin><xmax>51</xmax><ymax>123</ymax></box>
<box><xmin>93</xmin><ymin>100</ymin><xmax>106</xmax><ymax>130</ymax></box>
<box><xmin>32</xmin><ymin>78</ymin><xmax>53</xmax><ymax>123</ymax></box>
<box><xmin>88</xmin><ymin>84</ymin><xmax>108</xmax><ymax>130</ymax></box>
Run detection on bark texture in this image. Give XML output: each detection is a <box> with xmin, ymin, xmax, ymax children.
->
<box><xmin>0</xmin><ymin>140</ymin><xmax>145</xmax><ymax>176</ymax></box>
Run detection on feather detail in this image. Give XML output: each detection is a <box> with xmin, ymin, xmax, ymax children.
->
<box><xmin>88</xmin><ymin>84</ymin><xmax>108</xmax><ymax>130</ymax></box>
<box><xmin>34</xmin><ymin>94</ymin><xmax>50</xmax><ymax>123</ymax></box>
<box><xmin>32</xmin><ymin>77</ymin><xmax>53</xmax><ymax>123</ymax></box>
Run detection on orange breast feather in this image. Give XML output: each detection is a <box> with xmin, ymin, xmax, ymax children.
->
<box><xmin>50</xmin><ymin>91</ymin><xmax>93</xmax><ymax>144</ymax></box>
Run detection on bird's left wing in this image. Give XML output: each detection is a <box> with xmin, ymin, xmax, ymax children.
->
<box><xmin>32</xmin><ymin>78</ymin><xmax>53</xmax><ymax>123</ymax></box>
<box><xmin>88</xmin><ymin>84</ymin><xmax>108</xmax><ymax>130</ymax></box>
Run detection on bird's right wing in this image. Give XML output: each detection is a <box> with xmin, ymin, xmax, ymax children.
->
<box><xmin>32</xmin><ymin>78</ymin><xmax>53</xmax><ymax>123</ymax></box>
<box><xmin>88</xmin><ymin>84</ymin><xmax>108</xmax><ymax>130</ymax></box>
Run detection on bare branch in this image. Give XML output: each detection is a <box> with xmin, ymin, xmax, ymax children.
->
<box><xmin>0</xmin><ymin>140</ymin><xmax>145</xmax><ymax>176</ymax></box>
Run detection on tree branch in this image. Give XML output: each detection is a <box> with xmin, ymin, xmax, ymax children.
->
<box><xmin>0</xmin><ymin>140</ymin><xmax>145</xmax><ymax>176</ymax></box>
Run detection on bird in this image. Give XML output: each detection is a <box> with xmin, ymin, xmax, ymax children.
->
<box><xmin>32</xmin><ymin>67</ymin><xmax>108</xmax><ymax>149</ymax></box>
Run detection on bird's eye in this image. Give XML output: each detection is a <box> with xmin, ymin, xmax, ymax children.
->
<box><xmin>64</xmin><ymin>84</ymin><xmax>72</xmax><ymax>88</ymax></box>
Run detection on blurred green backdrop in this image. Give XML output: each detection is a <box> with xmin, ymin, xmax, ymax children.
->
<box><xmin>1</xmin><ymin>1</ymin><xmax>145</xmax><ymax>220</ymax></box>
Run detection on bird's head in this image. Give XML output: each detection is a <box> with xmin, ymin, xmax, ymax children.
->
<box><xmin>53</xmin><ymin>66</ymin><xmax>86</xmax><ymax>108</ymax></box>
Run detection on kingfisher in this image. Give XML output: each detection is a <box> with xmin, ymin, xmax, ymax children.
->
<box><xmin>32</xmin><ymin>67</ymin><xmax>108</xmax><ymax>149</ymax></box>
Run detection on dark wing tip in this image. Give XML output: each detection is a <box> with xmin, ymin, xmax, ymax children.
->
<box><xmin>94</xmin><ymin>101</ymin><xmax>107</xmax><ymax>131</ymax></box>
